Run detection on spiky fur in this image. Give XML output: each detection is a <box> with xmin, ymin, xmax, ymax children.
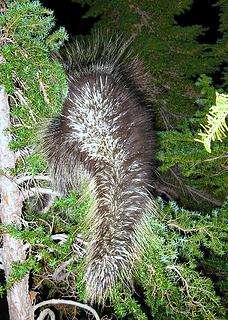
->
<box><xmin>42</xmin><ymin>32</ymin><xmax>155</xmax><ymax>304</ymax></box>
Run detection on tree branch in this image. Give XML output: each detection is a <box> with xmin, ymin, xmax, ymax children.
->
<box><xmin>166</xmin><ymin>265</ymin><xmax>212</xmax><ymax>317</ymax></box>
<box><xmin>34</xmin><ymin>299</ymin><xmax>100</xmax><ymax>320</ymax></box>
<box><xmin>0</xmin><ymin>86</ymin><xmax>15</xmax><ymax>168</ymax></box>
<box><xmin>16</xmin><ymin>174</ymin><xmax>51</xmax><ymax>185</ymax></box>
<box><xmin>22</xmin><ymin>187</ymin><xmax>60</xmax><ymax>199</ymax></box>
<box><xmin>37</xmin><ymin>308</ymin><xmax>55</xmax><ymax>320</ymax></box>
<box><xmin>0</xmin><ymin>86</ymin><xmax>34</xmax><ymax>320</ymax></box>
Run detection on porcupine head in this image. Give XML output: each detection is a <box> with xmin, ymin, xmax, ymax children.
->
<box><xmin>42</xmin><ymin>31</ymin><xmax>156</xmax><ymax>305</ymax></box>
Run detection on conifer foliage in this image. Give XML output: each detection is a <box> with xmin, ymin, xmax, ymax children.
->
<box><xmin>0</xmin><ymin>1</ymin><xmax>227</xmax><ymax>320</ymax></box>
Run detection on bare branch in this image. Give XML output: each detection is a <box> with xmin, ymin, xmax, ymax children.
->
<box><xmin>22</xmin><ymin>187</ymin><xmax>60</xmax><ymax>199</ymax></box>
<box><xmin>167</xmin><ymin>222</ymin><xmax>204</xmax><ymax>234</ymax></box>
<box><xmin>16</xmin><ymin>174</ymin><xmax>51</xmax><ymax>185</ymax></box>
<box><xmin>166</xmin><ymin>265</ymin><xmax>215</xmax><ymax>318</ymax></box>
<box><xmin>52</xmin><ymin>258</ymin><xmax>74</xmax><ymax>282</ymax></box>
<box><xmin>34</xmin><ymin>299</ymin><xmax>100</xmax><ymax>320</ymax></box>
<box><xmin>170</xmin><ymin>168</ymin><xmax>222</xmax><ymax>206</ymax></box>
<box><xmin>15</xmin><ymin>147</ymin><xmax>34</xmax><ymax>160</ymax></box>
<box><xmin>37</xmin><ymin>308</ymin><xmax>56</xmax><ymax>320</ymax></box>
<box><xmin>37</xmin><ymin>71</ymin><xmax>50</xmax><ymax>105</ymax></box>
<box><xmin>51</xmin><ymin>234</ymin><xmax>68</xmax><ymax>243</ymax></box>
<box><xmin>166</xmin><ymin>265</ymin><xmax>191</xmax><ymax>297</ymax></box>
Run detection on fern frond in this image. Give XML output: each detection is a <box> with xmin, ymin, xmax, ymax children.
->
<box><xmin>196</xmin><ymin>92</ymin><xmax>228</xmax><ymax>153</ymax></box>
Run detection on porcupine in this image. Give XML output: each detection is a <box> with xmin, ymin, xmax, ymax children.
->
<box><xmin>42</xmin><ymin>32</ymin><xmax>156</xmax><ymax>304</ymax></box>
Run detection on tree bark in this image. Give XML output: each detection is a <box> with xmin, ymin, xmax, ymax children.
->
<box><xmin>0</xmin><ymin>86</ymin><xmax>34</xmax><ymax>320</ymax></box>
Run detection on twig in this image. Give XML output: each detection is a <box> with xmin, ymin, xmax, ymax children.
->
<box><xmin>167</xmin><ymin>222</ymin><xmax>203</xmax><ymax>234</ymax></box>
<box><xmin>34</xmin><ymin>299</ymin><xmax>100</xmax><ymax>320</ymax></box>
<box><xmin>51</xmin><ymin>234</ymin><xmax>68</xmax><ymax>243</ymax></box>
<box><xmin>166</xmin><ymin>265</ymin><xmax>211</xmax><ymax>317</ymax></box>
<box><xmin>203</xmin><ymin>154</ymin><xmax>228</xmax><ymax>162</ymax></box>
<box><xmin>30</xmin><ymin>187</ymin><xmax>60</xmax><ymax>197</ymax></box>
<box><xmin>37</xmin><ymin>308</ymin><xmax>55</xmax><ymax>320</ymax></box>
<box><xmin>166</xmin><ymin>265</ymin><xmax>191</xmax><ymax>297</ymax></box>
<box><xmin>16</xmin><ymin>174</ymin><xmax>51</xmax><ymax>185</ymax></box>
<box><xmin>37</xmin><ymin>72</ymin><xmax>50</xmax><ymax>105</ymax></box>
<box><xmin>52</xmin><ymin>258</ymin><xmax>74</xmax><ymax>282</ymax></box>
<box><xmin>37</xmin><ymin>309</ymin><xmax>55</xmax><ymax>320</ymax></box>
<box><xmin>22</xmin><ymin>187</ymin><xmax>60</xmax><ymax>199</ymax></box>
<box><xmin>15</xmin><ymin>147</ymin><xmax>34</xmax><ymax>160</ymax></box>
<box><xmin>170</xmin><ymin>168</ymin><xmax>222</xmax><ymax>206</ymax></box>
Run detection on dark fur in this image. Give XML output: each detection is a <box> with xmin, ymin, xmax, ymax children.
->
<box><xmin>42</xmin><ymin>32</ymin><xmax>155</xmax><ymax>304</ymax></box>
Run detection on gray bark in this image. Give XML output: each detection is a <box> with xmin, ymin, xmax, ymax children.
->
<box><xmin>0</xmin><ymin>86</ymin><xmax>34</xmax><ymax>320</ymax></box>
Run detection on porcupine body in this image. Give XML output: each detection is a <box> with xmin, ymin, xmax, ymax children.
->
<box><xmin>42</xmin><ymin>33</ymin><xmax>155</xmax><ymax>304</ymax></box>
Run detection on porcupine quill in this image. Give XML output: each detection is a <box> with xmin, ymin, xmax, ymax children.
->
<box><xmin>42</xmin><ymin>31</ymin><xmax>156</xmax><ymax>304</ymax></box>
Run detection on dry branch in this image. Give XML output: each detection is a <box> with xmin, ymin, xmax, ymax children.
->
<box><xmin>34</xmin><ymin>299</ymin><xmax>100</xmax><ymax>320</ymax></box>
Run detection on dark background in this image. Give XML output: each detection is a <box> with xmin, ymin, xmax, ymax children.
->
<box><xmin>39</xmin><ymin>0</ymin><xmax>221</xmax><ymax>43</ymax></box>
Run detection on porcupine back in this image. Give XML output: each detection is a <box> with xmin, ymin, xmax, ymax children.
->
<box><xmin>42</xmin><ymin>32</ymin><xmax>155</xmax><ymax>304</ymax></box>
